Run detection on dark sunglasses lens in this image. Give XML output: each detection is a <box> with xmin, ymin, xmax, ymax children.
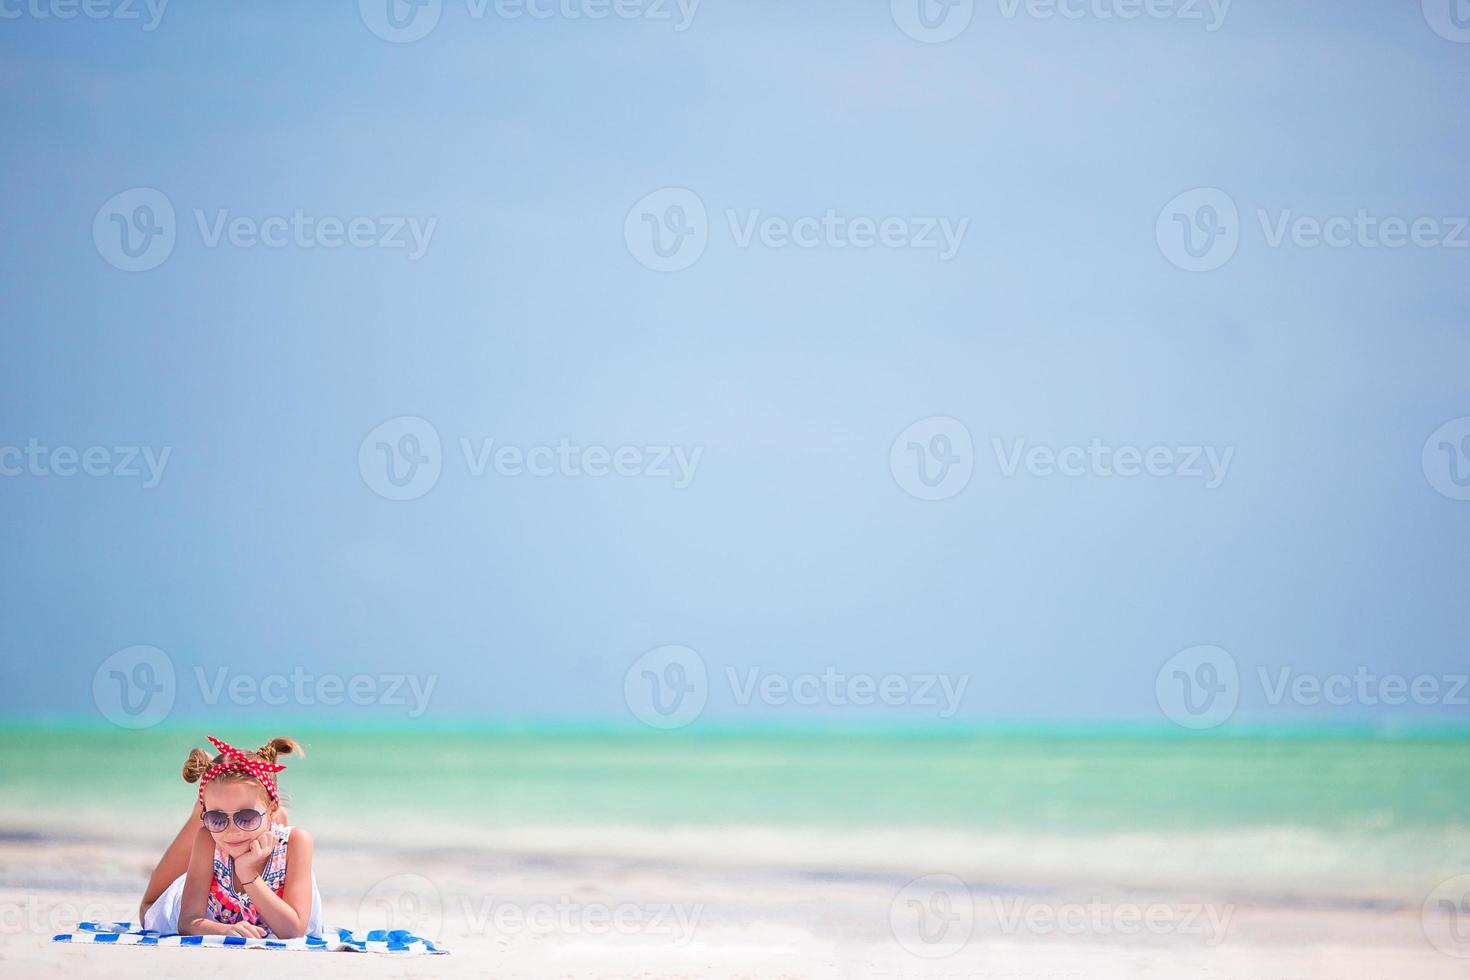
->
<box><xmin>202</xmin><ymin>810</ymin><xmax>229</xmax><ymax>832</ymax></box>
<box><xmin>234</xmin><ymin>809</ymin><xmax>264</xmax><ymax>832</ymax></box>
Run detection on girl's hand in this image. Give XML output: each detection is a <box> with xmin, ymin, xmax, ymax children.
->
<box><xmin>232</xmin><ymin>835</ymin><xmax>271</xmax><ymax>883</ymax></box>
<box><xmin>225</xmin><ymin>921</ymin><xmax>266</xmax><ymax>939</ymax></box>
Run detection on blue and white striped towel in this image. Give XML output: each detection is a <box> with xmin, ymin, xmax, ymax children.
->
<box><xmin>53</xmin><ymin>920</ymin><xmax>448</xmax><ymax>954</ymax></box>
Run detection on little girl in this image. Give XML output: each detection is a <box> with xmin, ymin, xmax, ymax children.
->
<box><xmin>138</xmin><ymin>735</ymin><xmax>321</xmax><ymax>938</ymax></box>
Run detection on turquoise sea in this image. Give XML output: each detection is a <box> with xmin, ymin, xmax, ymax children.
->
<box><xmin>3</xmin><ymin>724</ymin><xmax>1467</xmax><ymax>902</ymax></box>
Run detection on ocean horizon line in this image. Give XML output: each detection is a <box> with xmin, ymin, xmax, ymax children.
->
<box><xmin>3</xmin><ymin>714</ymin><xmax>1469</xmax><ymax>740</ymax></box>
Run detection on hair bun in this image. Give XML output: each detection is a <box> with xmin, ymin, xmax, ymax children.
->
<box><xmin>181</xmin><ymin>747</ymin><xmax>213</xmax><ymax>783</ymax></box>
<box><xmin>257</xmin><ymin>736</ymin><xmax>303</xmax><ymax>765</ymax></box>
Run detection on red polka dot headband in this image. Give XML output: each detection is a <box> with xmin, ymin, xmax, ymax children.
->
<box><xmin>197</xmin><ymin>735</ymin><xmax>287</xmax><ymax>806</ymax></box>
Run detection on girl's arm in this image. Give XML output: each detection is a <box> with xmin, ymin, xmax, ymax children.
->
<box><xmin>239</xmin><ymin>827</ymin><xmax>314</xmax><ymax>939</ymax></box>
<box><xmin>140</xmin><ymin>801</ymin><xmax>203</xmax><ymax>915</ymax></box>
<box><xmin>177</xmin><ymin>827</ymin><xmax>264</xmax><ymax>937</ymax></box>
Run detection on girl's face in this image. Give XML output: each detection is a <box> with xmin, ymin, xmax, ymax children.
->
<box><xmin>200</xmin><ymin>779</ymin><xmax>277</xmax><ymax>852</ymax></box>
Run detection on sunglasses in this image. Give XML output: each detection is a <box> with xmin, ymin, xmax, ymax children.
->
<box><xmin>200</xmin><ymin>808</ymin><xmax>267</xmax><ymax>833</ymax></box>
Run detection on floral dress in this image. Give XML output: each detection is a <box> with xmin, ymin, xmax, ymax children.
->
<box><xmin>206</xmin><ymin>823</ymin><xmax>293</xmax><ymax>925</ymax></box>
<box><xmin>142</xmin><ymin>822</ymin><xmax>321</xmax><ymax>937</ymax></box>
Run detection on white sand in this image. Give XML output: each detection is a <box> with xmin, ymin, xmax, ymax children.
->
<box><xmin>2</xmin><ymin>824</ymin><xmax>1466</xmax><ymax>978</ymax></box>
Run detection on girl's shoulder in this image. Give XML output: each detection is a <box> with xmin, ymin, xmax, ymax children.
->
<box><xmin>275</xmin><ymin>824</ymin><xmax>313</xmax><ymax>850</ymax></box>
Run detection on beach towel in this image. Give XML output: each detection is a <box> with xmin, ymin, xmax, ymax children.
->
<box><xmin>53</xmin><ymin>920</ymin><xmax>448</xmax><ymax>954</ymax></box>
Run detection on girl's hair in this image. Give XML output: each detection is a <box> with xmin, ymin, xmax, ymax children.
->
<box><xmin>182</xmin><ymin>737</ymin><xmax>303</xmax><ymax>797</ymax></box>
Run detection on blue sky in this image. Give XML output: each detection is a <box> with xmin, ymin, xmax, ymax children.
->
<box><xmin>1</xmin><ymin>2</ymin><xmax>1467</xmax><ymax>728</ymax></box>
